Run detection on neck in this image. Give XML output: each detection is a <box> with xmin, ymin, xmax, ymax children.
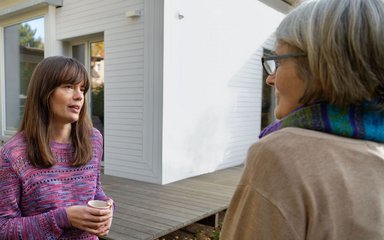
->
<box><xmin>51</xmin><ymin>123</ymin><xmax>72</xmax><ymax>143</ymax></box>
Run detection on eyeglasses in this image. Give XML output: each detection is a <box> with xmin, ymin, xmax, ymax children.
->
<box><xmin>261</xmin><ymin>52</ymin><xmax>306</xmax><ymax>76</ymax></box>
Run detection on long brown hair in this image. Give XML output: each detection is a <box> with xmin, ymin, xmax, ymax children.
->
<box><xmin>19</xmin><ymin>56</ymin><xmax>93</xmax><ymax>168</ymax></box>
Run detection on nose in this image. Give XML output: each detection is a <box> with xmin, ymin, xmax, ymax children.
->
<box><xmin>73</xmin><ymin>87</ymin><xmax>84</xmax><ymax>101</ymax></box>
<box><xmin>266</xmin><ymin>74</ymin><xmax>275</xmax><ymax>87</ymax></box>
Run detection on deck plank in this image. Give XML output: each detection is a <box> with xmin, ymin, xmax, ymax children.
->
<box><xmin>101</xmin><ymin>165</ymin><xmax>243</xmax><ymax>240</ymax></box>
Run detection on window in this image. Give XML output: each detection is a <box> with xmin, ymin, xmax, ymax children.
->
<box><xmin>4</xmin><ymin>17</ymin><xmax>44</xmax><ymax>132</ymax></box>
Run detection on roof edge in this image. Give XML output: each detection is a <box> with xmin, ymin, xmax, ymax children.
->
<box><xmin>0</xmin><ymin>0</ymin><xmax>63</xmax><ymax>18</ymax></box>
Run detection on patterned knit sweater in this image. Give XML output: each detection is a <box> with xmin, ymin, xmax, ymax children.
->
<box><xmin>0</xmin><ymin>128</ymin><xmax>110</xmax><ymax>239</ymax></box>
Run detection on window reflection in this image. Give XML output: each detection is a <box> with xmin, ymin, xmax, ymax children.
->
<box><xmin>4</xmin><ymin>17</ymin><xmax>44</xmax><ymax>132</ymax></box>
<box><xmin>90</xmin><ymin>41</ymin><xmax>104</xmax><ymax>136</ymax></box>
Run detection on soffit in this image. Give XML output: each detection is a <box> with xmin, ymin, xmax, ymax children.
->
<box><xmin>0</xmin><ymin>0</ymin><xmax>62</xmax><ymax>19</ymax></box>
<box><xmin>282</xmin><ymin>0</ymin><xmax>299</xmax><ymax>6</ymax></box>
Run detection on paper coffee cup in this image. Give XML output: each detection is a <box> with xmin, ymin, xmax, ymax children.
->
<box><xmin>87</xmin><ymin>200</ymin><xmax>110</xmax><ymax>209</ymax></box>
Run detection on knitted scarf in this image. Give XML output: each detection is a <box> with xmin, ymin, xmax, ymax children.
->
<box><xmin>259</xmin><ymin>101</ymin><xmax>384</xmax><ymax>143</ymax></box>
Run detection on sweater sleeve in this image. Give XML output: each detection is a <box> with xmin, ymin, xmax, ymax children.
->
<box><xmin>0</xmin><ymin>153</ymin><xmax>71</xmax><ymax>239</ymax></box>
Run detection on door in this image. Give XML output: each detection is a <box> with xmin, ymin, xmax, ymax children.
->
<box><xmin>71</xmin><ymin>40</ymin><xmax>104</xmax><ymax>136</ymax></box>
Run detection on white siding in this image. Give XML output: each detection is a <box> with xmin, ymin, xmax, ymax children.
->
<box><xmin>0</xmin><ymin>0</ymin><xmax>285</xmax><ymax>184</ymax></box>
<box><xmin>56</xmin><ymin>0</ymin><xmax>162</xmax><ymax>183</ymax></box>
<box><xmin>162</xmin><ymin>0</ymin><xmax>284</xmax><ymax>183</ymax></box>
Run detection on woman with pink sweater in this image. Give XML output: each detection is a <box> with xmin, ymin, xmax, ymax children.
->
<box><xmin>0</xmin><ymin>56</ymin><xmax>114</xmax><ymax>239</ymax></box>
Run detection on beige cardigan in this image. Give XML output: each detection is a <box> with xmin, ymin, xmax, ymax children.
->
<box><xmin>221</xmin><ymin>127</ymin><xmax>384</xmax><ymax>240</ymax></box>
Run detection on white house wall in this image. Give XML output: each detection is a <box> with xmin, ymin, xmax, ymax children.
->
<box><xmin>162</xmin><ymin>0</ymin><xmax>284</xmax><ymax>184</ymax></box>
<box><xmin>56</xmin><ymin>0</ymin><xmax>163</xmax><ymax>183</ymax></box>
<box><xmin>0</xmin><ymin>0</ymin><xmax>286</xmax><ymax>183</ymax></box>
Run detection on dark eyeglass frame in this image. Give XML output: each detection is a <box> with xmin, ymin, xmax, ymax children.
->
<box><xmin>261</xmin><ymin>52</ymin><xmax>307</xmax><ymax>76</ymax></box>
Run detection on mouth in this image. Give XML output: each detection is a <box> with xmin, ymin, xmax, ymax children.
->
<box><xmin>68</xmin><ymin>105</ymin><xmax>81</xmax><ymax>113</ymax></box>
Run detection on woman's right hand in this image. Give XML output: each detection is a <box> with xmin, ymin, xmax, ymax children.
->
<box><xmin>66</xmin><ymin>205</ymin><xmax>113</xmax><ymax>236</ymax></box>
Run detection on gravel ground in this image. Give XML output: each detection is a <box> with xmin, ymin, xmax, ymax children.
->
<box><xmin>155</xmin><ymin>211</ymin><xmax>225</xmax><ymax>240</ymax></box>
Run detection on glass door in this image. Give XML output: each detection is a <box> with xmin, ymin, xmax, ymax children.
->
<box><xmin>71</xmin><ymin>41</ymin><xmax>104</xmax><ymax>136</ymax></box>
<box><xmin>89</xmin><ymin>41</ymin><xmax>104</xmax><ymax>136</ymax></box>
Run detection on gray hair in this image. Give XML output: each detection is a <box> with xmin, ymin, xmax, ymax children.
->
<box><xmin>276</xmin><ymin>0</ymin><xmax>384</xmax><ymax>106</ymax></box>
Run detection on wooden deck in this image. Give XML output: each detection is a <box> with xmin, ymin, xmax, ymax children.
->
<box><xmin>100</xmin><ymin>165</ymin><xmax>243</xmax><ymax>240</ymax></box>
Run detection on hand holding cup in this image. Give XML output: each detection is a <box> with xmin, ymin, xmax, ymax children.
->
<box><xmin>87</xmin><ymin>200</ymin><xmax>110</xmax><ymax>209</ymax></box>
<box><xmin>86</xmin><ymin>199</ymin><xmax>114</xmax><ymax>236</ymax></box>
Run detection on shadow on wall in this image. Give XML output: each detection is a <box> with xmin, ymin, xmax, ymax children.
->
<box><xmin>220</xmin><ymin>36</ymin><xmax>277</xmax><ymax>170</ymax></box>
<box><xmin>184</xmin><ymin>35</ymin><xmax>277</xmax><ymax>172</ymax></box>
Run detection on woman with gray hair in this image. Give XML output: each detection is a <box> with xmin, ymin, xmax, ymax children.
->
<box><xmin>221</xmin><ymin>0</ymin><xmax>384</xmax><ymax>239</ymax></box>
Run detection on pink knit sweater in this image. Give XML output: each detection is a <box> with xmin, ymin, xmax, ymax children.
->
<box><xmin>0</xmin><ymin>128</ymin><xmax>109</xmax><ymax>239</ymax></box>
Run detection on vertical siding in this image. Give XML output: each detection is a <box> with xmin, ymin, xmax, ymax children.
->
<box><xmin>56</xmin><ymin>0</ymin><xmax>162</xmax><ymax>183</ymax></box>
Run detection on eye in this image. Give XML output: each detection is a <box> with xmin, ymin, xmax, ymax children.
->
<box><xmin>62</xmin><ymin>84</ymin><xmax>73</xmax><ymax>89</ymax></box>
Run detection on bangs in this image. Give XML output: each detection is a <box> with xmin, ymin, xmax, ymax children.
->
<box><xmin>58</xmin><ymin>60</ymin><xmax>90</xmax><ymax>93</ymax></box>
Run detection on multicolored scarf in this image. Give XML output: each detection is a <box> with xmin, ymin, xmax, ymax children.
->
<box><xmin>259</xmin><ymin>101</ymin><xmax>384</xmax><ymax>143</ymax></box>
